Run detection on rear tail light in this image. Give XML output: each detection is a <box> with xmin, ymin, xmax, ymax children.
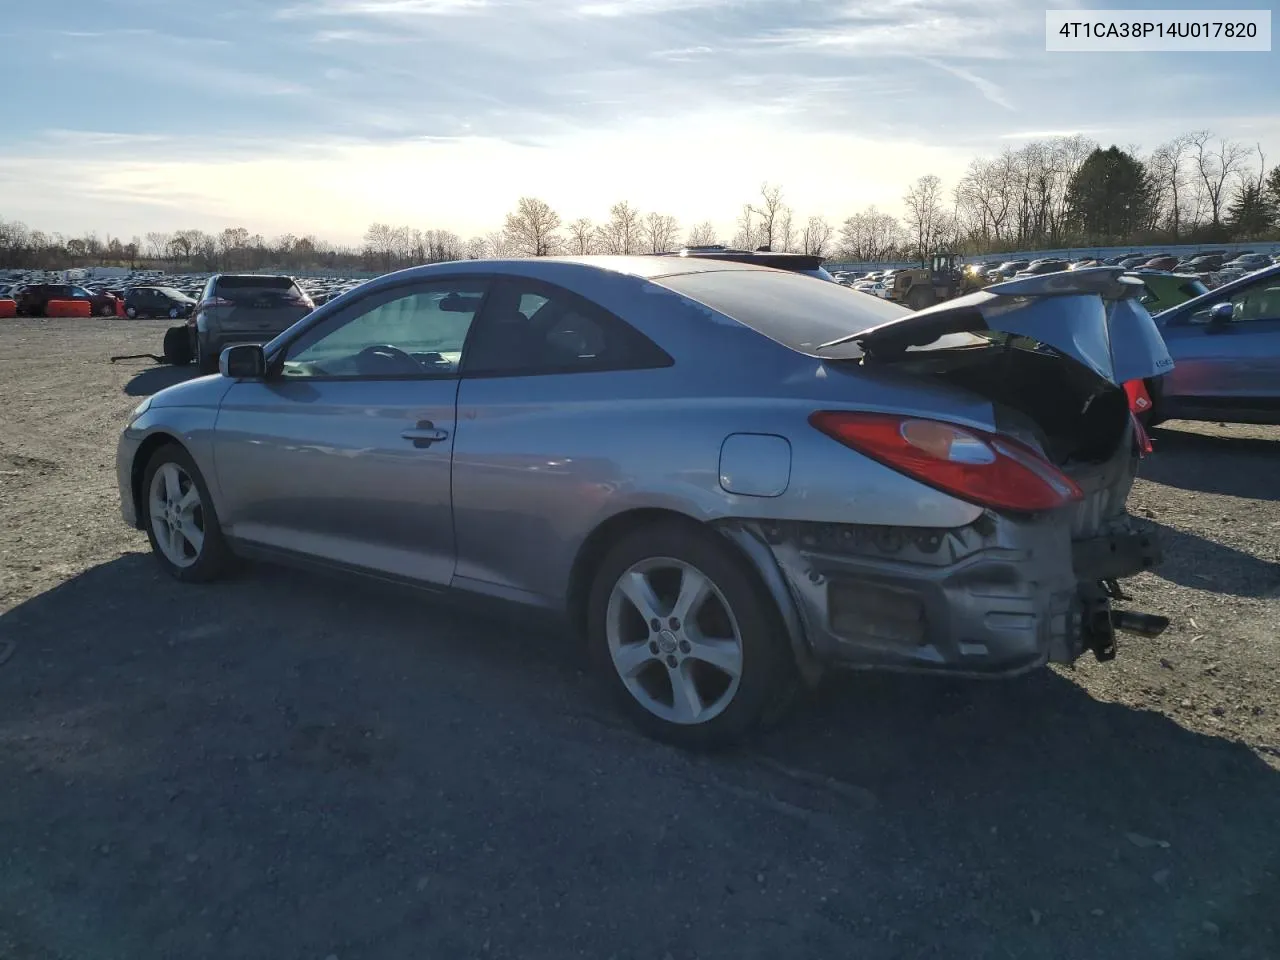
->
<box><xmin>287</xmin><ymin>294</ymin><xmax>315</xmax><ymax>309</ymax></box>
<box><xmin>809</xmin><ymin>411</ymin><xmax>1084</xmax><ymax>513</ymax></box>
<box><xmin>198</xmin><ymin>296</ymin><xmax>233</xmax><ymax>310</ymax></box>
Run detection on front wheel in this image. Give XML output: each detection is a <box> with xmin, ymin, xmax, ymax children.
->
<box><xmin>125</xmin><ymin>305</ymin><xmax>138</xmax><ymax>319</ymax></box>
<box><xmin>587</xmin><ymin>522</ymin><xmax>798</xmax><ymax>750</ymax></box>
<box><xmin>141</xmin><ymin>445</ymin><xmax>234</xmax><ymax>582</ymax></box>
<box><xmin>169</xmin><ymin>307</ymin><xmax>180</xmax><ymax>319</ymax></box>
<box><xmin>906</xmin><ymin>286</ymin><xmax>934</xmax><ymax>310</ymax></box>
<box><xmin>98</xmin><ymin>303</ymin><xmax>115</xmax><ymax>317</ymax></box>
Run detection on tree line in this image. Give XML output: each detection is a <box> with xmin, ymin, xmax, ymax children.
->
<box><xmin>2</xmin><ymin>129</ymin><xmax>1278</xmax><ymax>274</ymax></box>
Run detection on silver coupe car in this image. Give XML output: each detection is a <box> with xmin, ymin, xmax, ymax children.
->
<box><xmin>117</xmin><ymin>258</ymin><xmax>1171</xmax><ymax>749</ymax></box>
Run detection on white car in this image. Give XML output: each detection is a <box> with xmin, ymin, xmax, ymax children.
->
<box><xmin>853</xmin><ymin>280</ymin><xmax>889</xmax><ymax>298</ymax></box>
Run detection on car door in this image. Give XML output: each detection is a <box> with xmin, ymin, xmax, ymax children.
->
<box><xmin>451</xmin><ymin>276</ymin><xmax>675</xmax><ymax>605</ymax></box>
<box><xmin>1160</xmin><ymin>272</ymin><xmax>1280</xmax><ymax>414</ymax></box>
<box><xmin>211</xmin><ymin>276</ymin><xmax>488</xmax><ymax>585</ymax></box>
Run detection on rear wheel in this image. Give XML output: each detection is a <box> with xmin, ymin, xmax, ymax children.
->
<box><xmin>162</xmin><ymin>326</ymin><xmax>193</xmax><ymax>365</ymax></box>
<box><xmin>125</xmin><ymin>305</ymin><xmax>138</xmax><ymax>319</ymax></box>
<box><xmin>586</xmin><ymin>522</ymin><xmax>798</xmax><ymax>750</ymax></box>
<box><xmin>141</xmin><ymin>445</ymin><xmax>234</xmax><ymax>582</ymax></box>
<box><xmin>97</xmin><ymin>303</ymin><xmax>115</xmax><ymax>317</ymax></box>
<box><xmin>196</xmin><ymin>337</ymin><xmax>218</xmax><ymax>374</ymax></box>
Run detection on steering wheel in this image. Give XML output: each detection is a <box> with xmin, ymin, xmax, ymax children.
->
<box><xmin>355</xmin><ymin>344</ymin><xmax>420</xmax><ymax>375</ymax></box>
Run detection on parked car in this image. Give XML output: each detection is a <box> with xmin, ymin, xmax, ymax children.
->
<box><xmin>1144</xmin><ymin>263</ymin><xmax>1280</xmax><ymax>426</ymax></box>
<box><xmin>191</xmin><ymin>274</ymin><xmax>315</xmax><ymax>373</ymax></box>
<box><xmin>987</xmin><ymin>260</ymin><xmax>1028</xmax><ymax>281</ymax></box>
<box><xmin>1129</xmin><ymin>272</ymin><xmax>1209</xmax><ymax>314</ymax></box>
<box><xmin>13</xmin><ymin>282</ymin><xmax>118</xmax><ymax>317</ymax></box>
<box><xmin>1139</xmin><ymin>256</ymin><xmax>1180</xmax><ymax>272</ymax></box>
<box><xmin>117</xmin><ymin>258</ymin><xmax>1169</xmax><ymax>748</ymax></box>
<box><xmin>1013</xmin><ymin>260</ymin><xmax>1071</xmax><ymax>278</ymax></box>
<box><xmin>124</xmin><ymin>286</ymin><xmax>198</xmax><ymax>319</ymax></box>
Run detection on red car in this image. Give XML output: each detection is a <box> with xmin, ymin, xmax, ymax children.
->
<box><xmin>12</xmin><ymin>283</ymin><xmax>119</xmax><ymax>317</ymax></box>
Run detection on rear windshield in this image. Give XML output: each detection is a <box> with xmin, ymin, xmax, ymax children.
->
<box><xmin>214</xmin><ymin>275</ymin><xmax>302</xmax><ymax>302</ymax></box>
<box><xmin>657</xmin><ymin>269</ymin><xmax>910</xmax><ymax>356</ymax></box>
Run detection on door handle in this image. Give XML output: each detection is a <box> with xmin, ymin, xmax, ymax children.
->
<box><xmin>401</xmin><ymin>420</ymin><xmax>449</xmax><ymax>447</ymax></box>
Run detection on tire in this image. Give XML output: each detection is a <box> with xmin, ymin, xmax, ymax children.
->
<box><xmin>907</xmin><ymin>286</ymin><xmax>934</xmax><ymax>310</ymax></box>
<box><xmin>196</xmin><ymin>337</ymin><xmax>218</xmax><ymax>375</ymax></box>
<box><xmin>162</xmin><ymin>326</ymin><xmax>193</xmax><ymax>365</ymax></box>
<box><xmin>141</xmin><ymin>444</ymin><xmax>234</xmax><ymax>583</ymax></box>
<box><xmin>586</xmin><ymin>521</ymin><xmax>798</xmax><ymax>750</ymax></box>
<box><xmin>98</xmin><ymin>303</ymin><xmax>115</xmax><ymax>317</ymax></box>
<box><xmin>126</xmin><ymin>306</ymin><xmax>138</xmax><ymax>319</ymax></box>
<box><xmin>169</xmin><ymin>307</ymin><xmax>180</xmax><ymax>319</ymax></box>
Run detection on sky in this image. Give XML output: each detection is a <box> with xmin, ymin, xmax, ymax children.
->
<box><xmin>0</xmin><ymin>0</ymin><xmax>1276</xmax><ymax>245</ymax></box>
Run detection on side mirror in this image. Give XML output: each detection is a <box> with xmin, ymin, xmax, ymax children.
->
<box><xmin>1208</xmin><ymin>302</ymin><xmax>1235</xmax><ymax>327</ymax></box>
<box><xmin>220</xmin><ymin>343</ymin><xmax>267</xmax><ymax>379</ymax></box>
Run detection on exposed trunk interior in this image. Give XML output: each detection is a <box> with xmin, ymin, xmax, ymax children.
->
<box><xmin>863</xmin><ymin>339</ymin><xmax>1131</xmax><ymax>467</ymax></box>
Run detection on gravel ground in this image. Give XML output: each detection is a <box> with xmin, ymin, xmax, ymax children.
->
<box><xmin>1</xmin><ymin>316</ymin><xmax>1278</xmax><ymax>960</ymax></box>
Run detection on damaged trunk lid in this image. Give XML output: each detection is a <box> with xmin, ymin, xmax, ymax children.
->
<box><xmin>828</xmin><ymin>267</ymin><xmax>1174</xmax><ymax>387</ymax></box>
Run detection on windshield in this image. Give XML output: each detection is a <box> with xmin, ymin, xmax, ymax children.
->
<box><xmin>657</xmin><ymin>268</ymin><xmax>909</xmax><ymax>356</ymax></box>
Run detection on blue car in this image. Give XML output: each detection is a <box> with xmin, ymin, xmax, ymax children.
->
<box><xmin>1146</xmin><ymin>262</ymin><xmax>1280</xmax><ymax>426</ymax></box>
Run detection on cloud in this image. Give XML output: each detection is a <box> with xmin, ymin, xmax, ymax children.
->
<box><xmin>918</xmin><ymin>57</ymin><xmax>1013</xmax><ymax>110</ymax></box>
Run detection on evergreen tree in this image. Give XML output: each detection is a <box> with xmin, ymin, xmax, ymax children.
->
<box><xmin>1064</xmin><ymin>147</ymin><xmax>1155</xmax><ymax>243</ymax></box>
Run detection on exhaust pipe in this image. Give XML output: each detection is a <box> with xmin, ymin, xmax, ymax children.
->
<box><xmin>1111</xmin><ymin>610</ymin><xmax>1170</xmax><ymax>639</ymax></box>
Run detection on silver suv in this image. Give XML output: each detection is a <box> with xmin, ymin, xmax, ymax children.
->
<box><xmin>193</xmin><ymin>274</ymin><xmax>314</xmax><ymax>373</ymax></box>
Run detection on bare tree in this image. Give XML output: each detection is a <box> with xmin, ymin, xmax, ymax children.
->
<box><xmin>687</xmin><ymin>221</ymin><xmax>718</xmax><ymax>246</ymax></box>
<box><xmin>801</xmin><ymin>216</ymin><xmax>832</xmax><ymax>256</ymax></box>
<box><xmin>144</xmin><ymin>231</ymin><xmax>171</xmax><ymax>260</ymax></box>
<box><xmin>1190</xmin><ymin>130</ymin><xmax>1250</xmax><ymax>229</ymax></box>
<box><xmin>731</xmin><ymin>204</ymin><xmax>759</xmax><ymax>250</ymax></box>
<box><xmin>837</xmin><ymin>206</ymin><xmax>905</xmax><ymax>261</ymax></box>
<box><xmin>595</xmin><ymin>202</ymin><xmax>642</xmax><ymax>255</ymax></box>
<box><xmin>903</xmin><ymin>174</ymin><xmax>947</xmax><ymax>260</ymax></box>
<box><xmin>1147</xmin><ymin>134</ymin><xmax>1195</xmax><ymax>238</ymax></box>
<box><xmin>641</xmin><ymin>212</ymin><xmax>681</xmax><ymax>253</ymax></box>
<box><xmin>748</xmin><ymin>182</ymin><xmax>789</xmax><ymax>250</ymax></box>
<box><xmin>567</xmin><ymin>217</ymin><xmax>595</xmax><ymax>255</ymax></box>
<box><xmin>503</xmin><ymin>196</ymin><xmax>562</xmax><ymax>257</ymax></box>
<box><xmin>465</xmin><ymin>236</ymin><xmax>488</xmax><ymax>259</ymax></box>
<box><xmin>485</xmin><ymin>231</ymin><xmax>516</xmax><ymax>258</ymax></box>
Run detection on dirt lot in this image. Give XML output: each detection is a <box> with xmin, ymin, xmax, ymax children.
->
<box><xmin>1</xmin><ymin>316</ymin><xmax>1278</xmax><ymax>960</ymax></box>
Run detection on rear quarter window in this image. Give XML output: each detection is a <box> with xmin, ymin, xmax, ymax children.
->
<box><xmin>657</xmin><ymin>268</ymin><xmax>910</xmax><ymax>355</ymax></box>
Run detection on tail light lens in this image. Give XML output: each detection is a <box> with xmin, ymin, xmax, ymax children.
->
<box><xmin>197</xmin><ymin>296</ymin><xmax>233</xmax><ymax>311</ymax></box>
<box><xmin>809</xmin><ymin>411</ymin><xmax>1084</xmax><ymax>514</ymax></box>
<box><xmin>287</xmin><ymin>293</ymin><xmax>315</xmax><ymax>309</ymax></box>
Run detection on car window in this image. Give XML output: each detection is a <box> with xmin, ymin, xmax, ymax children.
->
<box><xmin>214</xmin><ymin>275</ymin><xmax>304</xmax><ymax>305</ymax></box>
<box><xmin>1188</xmin><ymin>276</ymin><xmax>1280</xmax><ymax>324</ymax></box>
<box><xmin>280</xmin><ymin>278</ymin><xmax>486</xmax><ymax>379</ymax></box>
<box><xmin>657</xmin><ymin>268</ymin><xmax>910</xmax><ymax>356</ymax></box>
<box><xmin>462</xmin><ymin>278</ymin><xmax>672</xmax><ymax>377</ymax></box>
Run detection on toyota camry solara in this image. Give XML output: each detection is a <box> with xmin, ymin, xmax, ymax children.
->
<box><xmin>117</xmin><ymin>257</ymin><xmax>1171</xmax><ymax>749</ymax></box>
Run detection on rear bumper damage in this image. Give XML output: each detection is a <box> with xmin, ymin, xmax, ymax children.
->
<box><xmin>721</xmin><ymin>511</ymin><xmax>1165</xmax><ymax>678</ymax></box>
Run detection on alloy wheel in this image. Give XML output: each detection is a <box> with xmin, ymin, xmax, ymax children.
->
<box><xmin>148</xmin><ymin>462</ymin><xmax>205</xmax><ymax>568</ymax></box>
<box><xmin>605</xmin><ymin>557</ymin><xmax>744</xmax><ymax>726</ymax></box>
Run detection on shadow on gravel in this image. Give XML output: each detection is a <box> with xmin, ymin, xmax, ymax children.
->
<box><xmin>2</xmin><ymin>556</ymin><xmax>1278</xmax><ymax>960</ymax></box>
<box><xmin>1144</xmin><ymin>426</ymin><xmax>1280</xmax><ymax>501</ymax></box>
<box><xmin>1143</xmin><ymin>519</ymin><xmax>1280</xmax><ymax>598</ymax></box>
<box><xmin>120</xmin><ymin>364</ymin><xmax>200</xmax><ymax>397</ymax></box>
